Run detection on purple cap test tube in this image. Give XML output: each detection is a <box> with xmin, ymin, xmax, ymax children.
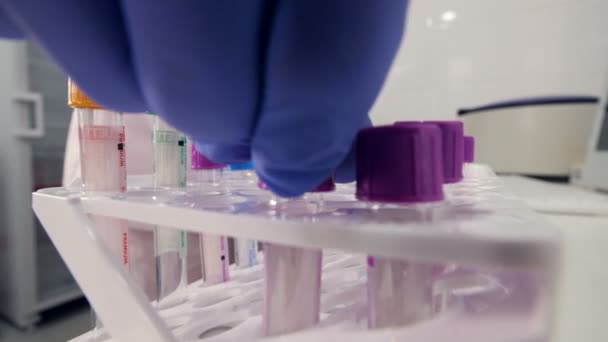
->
<box><xmin>191</xmin><ymin>146</ymin><xmax>225</xmax><ymax>170</ymax></box>
<box><xmin>463</xmin><ymin>135</ymin><xmax>475</xmax><ymax>163</ymax></box>
<box><xmin>396</xmin><ymin>121</ymin><xmax>464</xmax><ymax>184</ymax></box>
<box><xmin>357</xmin><ymin>123</ymin><xmax>444</xmax><ymax>203</ymax></box>
<box><xmin>357</xmin><ymin>124</ymin><xmax>444</xmax><ymax>329</ymax></box>
<box><xmin>190</xmin><ymin>145</ymin><xmax>229</xmax><ymax>285</ymax></box>
<box><xmin>190</xmin><ymin>145</ymin><xmax>225</xmax><ymax>187</ymax></box>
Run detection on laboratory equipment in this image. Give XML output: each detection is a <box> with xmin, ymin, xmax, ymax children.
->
<box><xmin>582</xmin><ymin>79</ymin><xmax>608</xmax><ymax>191</ymax></box>
<box><xmin>28</xmin><ymin>113</ymin><xmax>560</xmax><ymax>341</ymax></box>
<box><xmin>228</xmin><ymin>162</ymin><xmax>257</xmax><ymax>185</ymax></box>
<box><xmin>356</xmin><ymin>123</ymin><xmax>444</xmax><ymax>328</ymax></box>
<box><xmin>258</xmin><ymin>177</ymin><xmax>335</xmax><ymax>336</ymax></box>
<box><xmin>70</xmin><ymin>80</ymin><xmax>128</xmax><ymax>264</ymax></box>
<box><xmin>228</xmin><ymin>162</ymin><xmax>259</xmax><ymax>268</ymax></box>
<box><xmin>460</xmin><ymin>136</ymin><xmax>497</xmax><ymax>180</ymax></box>
<box><xmin>183</xmin><ymin>139</ymin><xmax>204</xmax><ymax>284</ymax></box>
<box><xmin>151</xmin><ymin>114</ymin><xmax>188</xmax><ymax>305</ymax></box>
<box><xmin>0</xmin><ymin>40</ymin><xmax>81</xmax><ymax>329</ymax></box>
<box><xmin>69</xmin><ymin>80</ymin><xmax>128</xmax><ymax>336</ymax></box>
<box><xmin>421</xmin><ymin>121</ymin><xmax>464</xmax><ymax>184</ymax></box>
<box><xmin>190</xmin><ymin>146</ymin><xmax>229</xmax><ymax>285</ymax></box>
<box><xmin>186</xmin><ymin>232</ymin><xmax>203</xmax><ymax>283</ymax></box>
<box><xmin>463</xmin><ymin>135</ymin><xmax>474</xmax><ymax>163</ymax></box>
<box><xmin>458</xmin><ymin>96</ymin><xmax>599</xmax><ymax>178</ymax></box>
<box><xmin>234</xmin><ymin>238</ymin><xmax>258</xmax><ymax>269</ymax></box>
<box><xmin>32</xmin><ymin>152</ymin><xmax>560</xmax><ymax>341</ymax></box>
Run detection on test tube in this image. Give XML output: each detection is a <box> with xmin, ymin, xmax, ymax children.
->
<box><xmin>406</xmin><ymin>120</ymin><xmax>464</xmax><ymax>184</ymax></box>
<box><xmin>356</xmin><ymin>123</ymin><xmax>444</xmax><ymax>329</ymax></box>
<box><xmin>261</xmin><ymin>177</ymin><xmax>334</xmax><ymax>336</ymax></box>
<box><xmin>151</xmin><ymin>114</ymin><xmax>188</xmax><ymax>305</ymax></box>
<box><xmin>462</xmin><ymin>135</ymin><xmax>487</xmax><ymax>179</ymax></box>
<box><xmin>463</xmin><ymin>135</ymin><xmax>475</xmax><ymax>164</ymax></box>
<box><xmin>263</xmin><ymin>244</ymin><xmax>322</xmax><ymax>335</ymax></box>
<box><xmin>228</xmin><ymin>162</ymin><xmax>258</xmax><ymax>268</ymax></box>
<box><xmin>186</xmin><ymin>232</ymin><xmax>203</xmax><ymax>283</ymax></box>
<box><xmin>227</xmin><ymin>161</ymin><xmax>257</xmax><ymax>185</ymax></box>
<box><xmin>234</xmin><ymin>238</ymin><xmax>258</xmax><ymax>269</ymax></box>
<box><xmin>190</xmin><ymin>146</ymin><xmax>229</xmax><ymax>284</ymax></box>
<box><xmin>69</xmin><ymin>80</ymin><xmax>128</xmax><ymax>336</ymax></box>
<box><xmin>77</xmin><ymin>109</ymin><xmax>128</xmax><ymax>262</ymax></box>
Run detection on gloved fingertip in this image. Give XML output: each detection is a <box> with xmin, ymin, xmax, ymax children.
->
<box><xmin>253</xmin><ymin>162</ymin><xmax>333</xmax><ymax>198</ymax></box>
<box><xmin>194</xmin><ymin>141</ymin><xmax>251</xmax><ymax>165</ymax></box>
<box><xmin>334</xmin><ymin>167</ymin><xmax>355</xmax><ymax>184</ymax></box>
<box><xmin>0</xmin><ymin>5</ymin><xmax>24</xmax><ymax>38</ymax></box>
<box><xmin>334</xmin><ymin>145</ymin><xmax>356</xmax><ymax>183</ymax></box>
<box><xmin>255</xmin><ymin>175</ymin><xmax>301</xmax><ymax>198</ymax></box>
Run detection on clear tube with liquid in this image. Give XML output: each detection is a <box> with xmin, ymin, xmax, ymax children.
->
<box><xmin>152</xmin><ymin>116</ymin><xmax>188</xmax><ymax>306</ymax></box>
<box><xmin>262</xmin><ymin>192</ymin><xmax>324</xmax><ymax>336</ymax></box>
<box><xmin>191</xmin><ymin>167</ymin><xmax>225</xmax><ymax>194</ymax></box>
<box><xmin>200</xmin><ymin>232</ymin><xmax>229</xmax><ymax>285</ymax></box>
<box><xmin>77</xmin><ymin>108</ymin><xmax>128</xmax><ymax>337</ymax></box>
<box><xmin>228</xmin><ymin>166</ymin><xmax>258</xmax><ymax>268</ymax></box>
<box><xmin>186</xmin><ymin>232</ymin><xmax>203</xmax><ymax>283</ymax></box>
<box><xmin>234</xmin><ymin>238</ymin><xmax>258</xmax><ymax>269</ymax></box>
<box><xmin>190</xmin><ymin>166</ymin><xmax>229</xmax><ymax>285</ymax></box>
<box><xmin>366</xmin><ymin>203</ymin><xmax>437</xmax><ymax>329</ymax></box>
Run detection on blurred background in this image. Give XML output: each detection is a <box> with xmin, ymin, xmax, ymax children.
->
<box><xmin>1</xmin><ymin>0</ymin><xmax>607</xmax><ymax>341</ymax></box>
<box><xmin>371</xmin><ymin>0</ymin><xmax>608</xmax><ymax>123</ymax></box>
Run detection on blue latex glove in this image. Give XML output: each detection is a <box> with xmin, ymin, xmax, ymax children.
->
<box><xmin>0</xmin><ymin>5</ymin><xmax>21</xmax><ymax>38</ymax></box>
<box><xmin>0</xmin><ymin>0</ymin><xmax>408</xmax><ymax>197</ymax></box>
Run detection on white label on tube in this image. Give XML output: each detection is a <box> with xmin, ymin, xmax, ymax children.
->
<box><xmin>153</xmin><ymin>130</ymin><xmax>182</xmax><ymax>187</ymax></box>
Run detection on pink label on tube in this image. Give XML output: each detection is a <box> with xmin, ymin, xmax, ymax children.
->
<box><xmin>220</xmin><ymin>236</ymin><xmax>229</xmax><ymax>282</ymax></box>
<box><xmin>202</xmin><ymin>235</ymin><xmax>229</xmax><ymax>285</ymax></box>
<box><xmin>79</xmin><ymin>125</ymin><xmax>127</xmax><ymax>193</ymax></box>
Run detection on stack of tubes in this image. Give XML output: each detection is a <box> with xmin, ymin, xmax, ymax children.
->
<box><xmin>69</xmin><ymin>82</ymin><xmax>484</xmax><ymax>339</ymax></box>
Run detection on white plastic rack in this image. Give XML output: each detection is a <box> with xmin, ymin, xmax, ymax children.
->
<box><xmin>32</xmin><ymin>165</ymin><xmax>561</xmax><ymax>342</ymax></box>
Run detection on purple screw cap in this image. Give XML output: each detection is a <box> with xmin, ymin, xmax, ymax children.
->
<box><xmin>402</xmin><ymin>121</ymin><xmax>463</xmax><ymax>184</ymax></box>
<box><xmin>463</xmin><ymin>135</ymin><xmax>475</xmax><ymax>163</ymax></box>
<box><xmin>311</xmin><ymin>176</ymin><xmax>335</xmax><ymax>193</ymax></box>
<box><xmin>191</xmin><ymin>145</ymin><xmax>225</xmax><ymax>170</ymax></box>
<box><xmin>356</xmin><ymin>124</ymin><xmax>444</xmax><ymax>203</ymax></box>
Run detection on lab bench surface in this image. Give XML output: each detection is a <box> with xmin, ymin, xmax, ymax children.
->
<box><xmin>501</xmin><ymin>176</ymin><xmax>608</xmax><ymax>342</ymax></box>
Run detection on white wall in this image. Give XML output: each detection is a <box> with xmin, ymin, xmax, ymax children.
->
<box><xmin>371</xmin><ymin>0</ymin><xmax>608</xmax><ymax>124</ymax></box>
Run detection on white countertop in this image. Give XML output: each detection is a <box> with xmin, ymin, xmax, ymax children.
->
<box><xmin>548</xmin><ymin>214</ymin><xmax>608</xmax><ymax>342</ymax></box>
<box><xmin>501</xmin><ymin>176</ymin><xmax>608</xmax><ymax>341</ymax></box>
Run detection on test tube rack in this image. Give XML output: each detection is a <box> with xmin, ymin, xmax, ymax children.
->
<box><xmin>32</xmin><ymin>165</ymin><xmax>561</xmax><ymax>342</ymax></box>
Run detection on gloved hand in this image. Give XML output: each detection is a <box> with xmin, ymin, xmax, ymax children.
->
<box><xmin>0</xmin><ymin>0</ymin><xmax>408</xmax><ymax>197</ymax></box>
